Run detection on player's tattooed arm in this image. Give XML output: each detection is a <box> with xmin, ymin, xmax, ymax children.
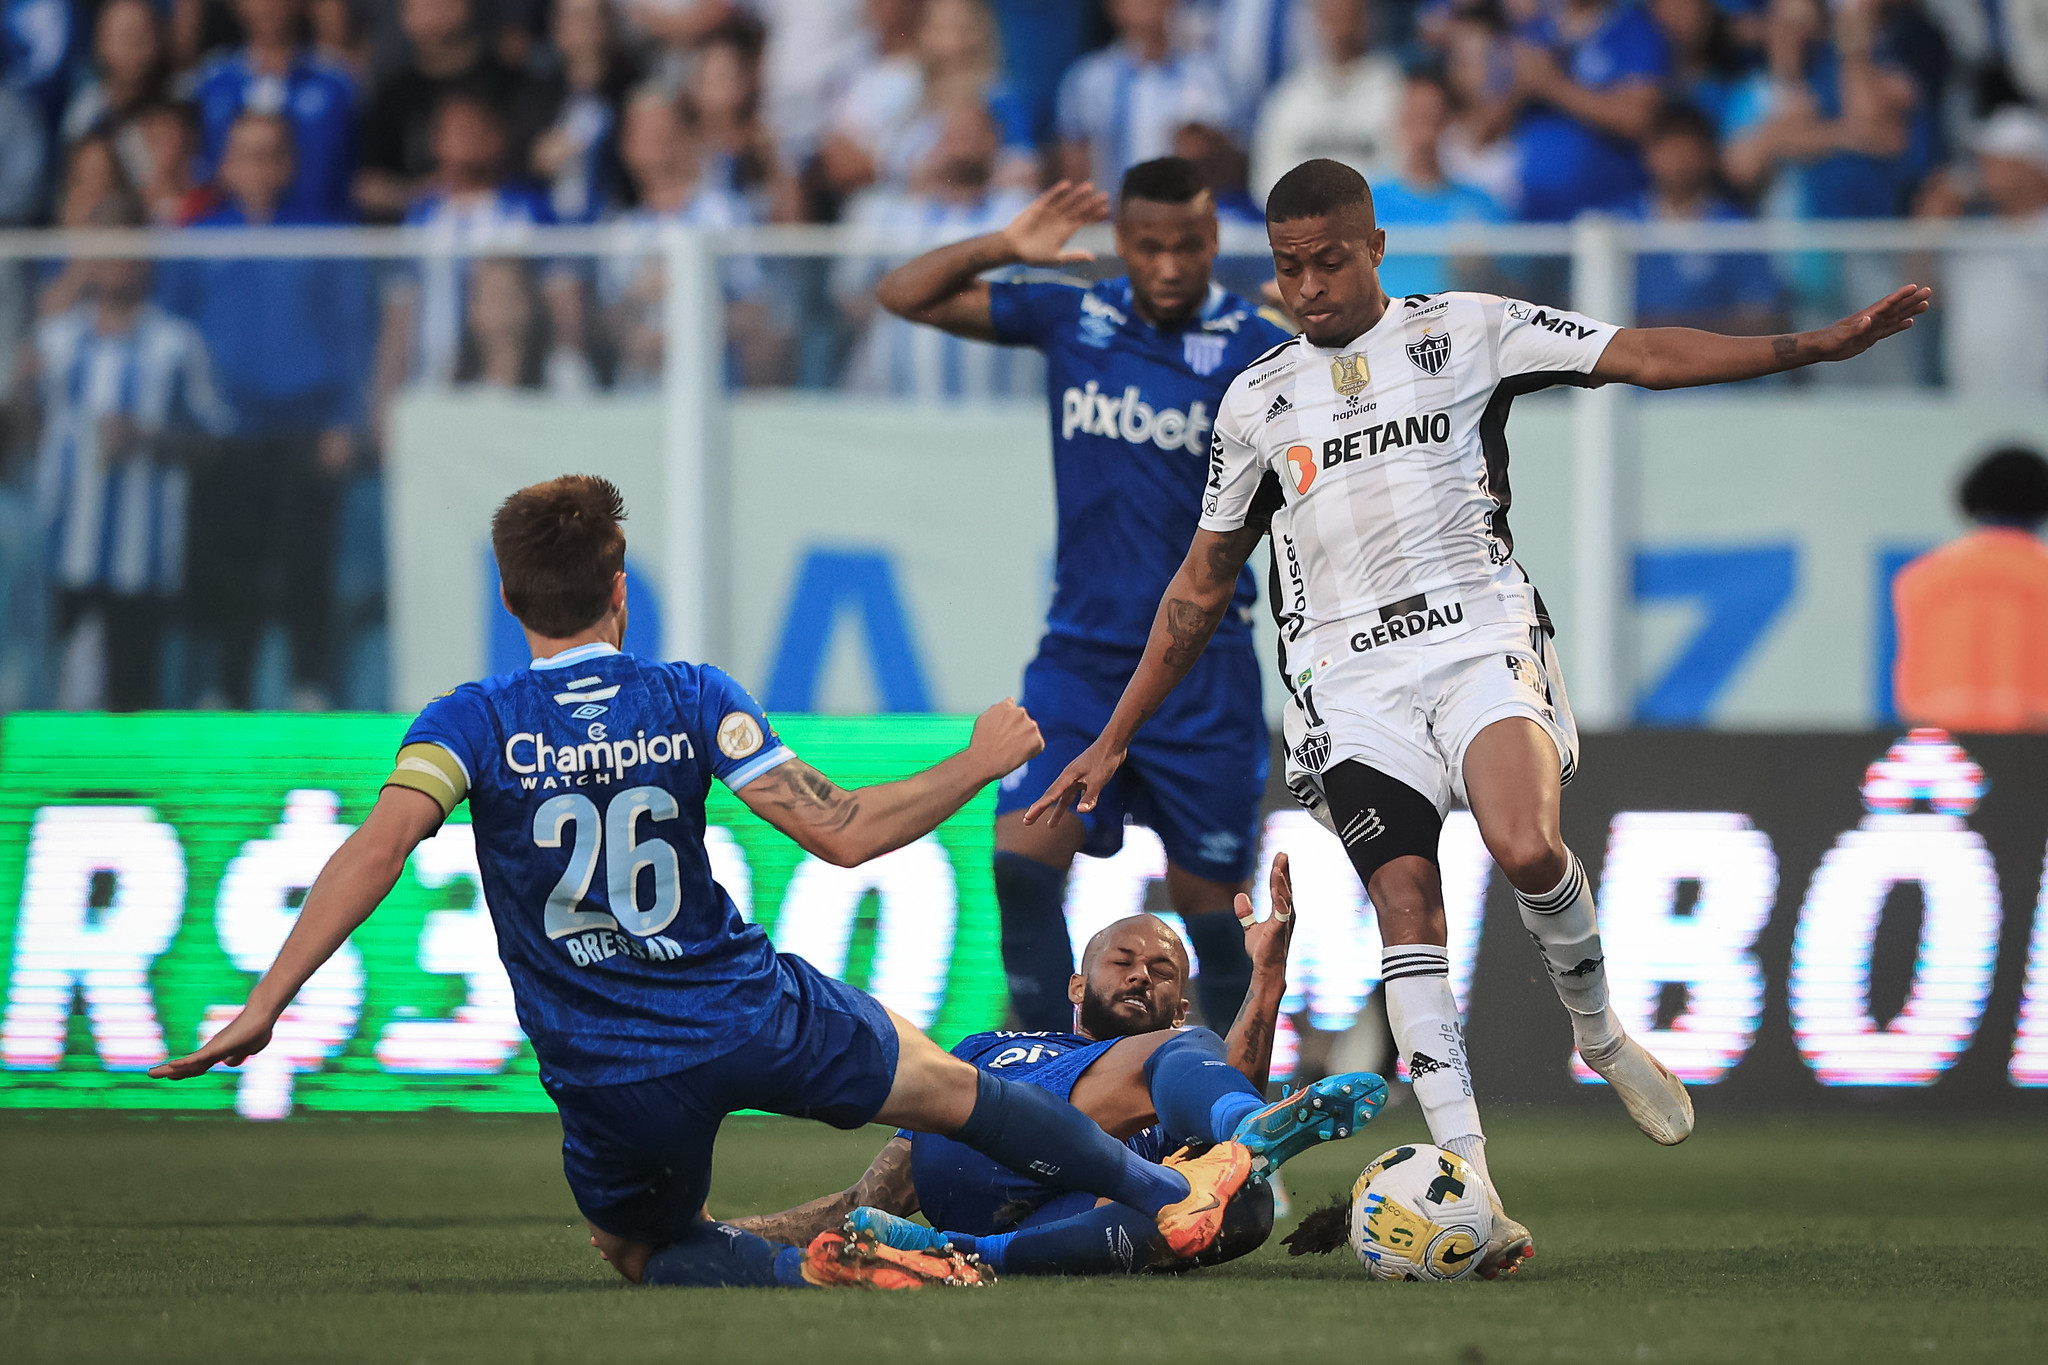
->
<box><xmin>1592</xmin><ymin>284</ymin><xmax>1932</xmax><ymax>389</ymax></box>
<box><xmin>739</xmin><ymin>701</ymin><xmax>1043</xmax><ymax>865</ymax></box>
<box><xmin>1025</xmin><ymin>526</ymin><xmax>1261</xmax><ymax>825</ymax></box>
<box><xmin>729</xmin><ymin>1137</ymin><xmax>921</xmax><ymax>1246</ymax></box>
<box><xmin>874</xmin><ymin>180</ymin><xmax>1110</xmax><ymax>341</ymax></box>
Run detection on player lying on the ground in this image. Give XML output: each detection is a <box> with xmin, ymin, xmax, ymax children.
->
<box><xmin>1027</xmin><ymin>158</ymin><xmax>1934</xmax><ymax>1279</ymax></box>
<box><xmin>731</xmin><ymin>853</ymin><xmax>1386</xmax><ymax>1276</ymax></box>
<box><xmin>150</xmin><ymin>474</ymin><xmax>1260</xmax><ymax>1292</ymax></box>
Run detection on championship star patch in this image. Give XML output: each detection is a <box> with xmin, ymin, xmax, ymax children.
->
<box><xmin>1330</xmin><ymin>353</ymin><xmax>1370</xmax><ymax>396</ymax></box>
<box><xmin>1406</xmin><ymin>329</ymin><xmax>1451</xmax><ymax>376</ymax></box>
<box><xmin>716</xmin><ymin>711</ymin><xmax>764</xmax><ymax>759</ymax></box>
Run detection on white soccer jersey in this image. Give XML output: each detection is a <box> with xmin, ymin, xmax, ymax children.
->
<box><xmin>1201</xmin><ymin>292</ymin><xmax>1616</xmax><ymax>668</ymax></box>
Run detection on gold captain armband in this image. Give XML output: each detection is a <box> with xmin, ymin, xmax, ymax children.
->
<box><xmin>385</xmin><ymin>742</ymin><xmax>470</xmax><ymax>816</ymax></box>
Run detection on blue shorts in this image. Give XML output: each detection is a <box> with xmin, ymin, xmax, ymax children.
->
<box><xmin>544</xmin><ymin>952</ymin><xmax>899</xmax><ymax>1244</ymax></box>
<box><xmin>994</xmin><ymin>633</ymin><xmax>1268</xmax><ymax>883</ymax></box>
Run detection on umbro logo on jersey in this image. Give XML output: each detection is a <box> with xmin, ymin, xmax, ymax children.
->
<box><xmin>1264</xmin><ymin>393</ymin><xmax>1292</xmax><ymax>422</ymax></box>
<box><xmin>1407</xmin><ymin>330</ymin><xmax>1452</xmax><ymax>376</ymax></box>
<box><xmin>1528</xmin><ymin>309</ymin><xmax>1599</xmax><ymax>340</ymax></box>
<box><xmin>553</xmin><ymin>675</ymin><xmax>620</xmax><ymax>719</ymax></box>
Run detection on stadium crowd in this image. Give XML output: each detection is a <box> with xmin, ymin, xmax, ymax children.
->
<box><xmin>0</xmin><ymin>0</ymin><xmax>2045</xmax><ymax>713</ymax></box>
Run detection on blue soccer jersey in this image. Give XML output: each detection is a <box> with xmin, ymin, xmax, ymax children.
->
<box><xmin>908</xmin><ymin>1030</ymin><xmax>1173</xmax><ymax>1235</ymax></box>
<box><xmin>988</xmin><ymin>278</ymin><xmax>1293</xmax><ymax>652</ymax></box>
<box><xmin>388</xmin><ymin>642</ymin><xmax>795</xmax><ymax>1087</ymax></box>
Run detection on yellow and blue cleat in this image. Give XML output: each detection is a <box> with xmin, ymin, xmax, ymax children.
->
<box><xmin>1231</xmin><ymin>1071</ymin><xmax>1389</xmax><ymax>1182</ymax></box>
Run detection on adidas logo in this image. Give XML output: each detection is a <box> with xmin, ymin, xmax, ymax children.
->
<box><xmin>1409</xmin><ymin>1052</ymin><xmax>1448</xmax><ymax>1077</ymax></box>
<box><xmin>1264</xmin><ymin>393</ymin><xmax>1292</xmax><ymax>422</ymax></box>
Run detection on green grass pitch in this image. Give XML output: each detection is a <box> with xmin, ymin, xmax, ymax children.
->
<box><xmin>4</xmin><ymin>1106</ymin><xmax>2044</xmax><ymax>1364</ymax></box>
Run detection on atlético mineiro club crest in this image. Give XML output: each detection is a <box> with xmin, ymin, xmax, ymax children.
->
<box><xmin>1184</xmin><ymin>333</ymin><xmax>1228</xmax><ymax>376</ymax></box>
<box><xmin>1407</xmin><ymin>330</ymin><xmax>1452</xmax><ymax>376</ymax></box>
<box><xmin>1292</xmin><ymin>729</ymin><xmax>1331</xmax><ymax>774</ymax></box>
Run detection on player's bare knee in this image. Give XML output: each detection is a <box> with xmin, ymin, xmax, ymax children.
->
<box><xmin>589</xmin><ymin>1224</ymin><xmax>653</xmax><ymax>1284</ymax></box>
<box><xmin>1486</xmin><ymin>826</ymin><xmax>1568</xmax><ymax>892</ymax></box>
<box><xmin>1368</xmin><ymin>857</ymin><xmax>1448</xmax><ymax>946</ymax></box>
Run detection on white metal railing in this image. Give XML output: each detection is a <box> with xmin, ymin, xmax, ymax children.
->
<box><xmin>0</xmin><ymin>216</ymin><xmax>2021</xmax><ymax>718</ymax></box>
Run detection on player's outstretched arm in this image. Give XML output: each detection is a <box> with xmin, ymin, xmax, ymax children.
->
<box><xmin>737</xmin><ymin>699</ymin><xmax>1044</xmax><ymax>867</ymax></box>
<box><xmin>1025</xmin><ymin>523</ymin><xmax>1266</xmax><ymax>827</ymax></box>
<box><xmin>1226</xmin><ymin>852</ymin><xmax>1297</xmax><ymax>1090</ymax></box>
<box><xmin>149</xmin><ymin>786</ymin><xmax>443</xmax><ymax>1079</ymax></box>
<box><xmin>872</xmin><ymin>179</ymin><xmax>1109</xmax><ymax>341</ymax></box>
<box><xmin>727</xmin><ymin>1136</ymin><xmax>919</xmax><ymax>1246</ymax></box>
<box><xmin>1593</xmin><ymin>283</ymin><xmax>1932</xmax><ymax>390</ymax></box>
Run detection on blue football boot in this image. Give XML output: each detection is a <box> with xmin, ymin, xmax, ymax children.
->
<box><xmin>1230</xmin><ymin>1071</ymin><xmax>1389</xmax><ymax>1182</ymax></box>
<box><xmin>843</xmin><ymin>1206</ymin><xmax>955</xmax><ymax>1256</ymax></box>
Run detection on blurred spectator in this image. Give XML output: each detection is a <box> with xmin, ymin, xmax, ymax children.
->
<box><xmin>1918</xmin><ymin>105</ymin><xmax>2048</xmax><ymax>393</ymax></box>
<box><xmin>160</xmin><ymin>111</ymin><xmax>373</xmax><ymax>711</ymax></box>
<box><xmin>18</xmin><ymin>201</ymin><xmax>233</xmax><ymax>711</ymax></box>
<box><xmin>1249</xmin><ymin>0</ymin><xmax>1401</xmax><ymax>199</ymax></box>
<box><xmin>191</xmin><ymin>0</ymin><xmax>361</xmax><ymax>224</ymax></box>
<box><xmin>1206</xmin><ymin>0</ymin><xmax>1318</xmax><ymax>117</ymax></box>
<box><xmin>521</xmin><ymin>0</ymin><xmax>641</xmax><ymax>223</ymax></box>
<box><xmin>1057</xmin><ymin>0</ymin><xmax>1234</xmax><ymax>193</ymax></box>
<box><xmin>129</xmin><ymin>100</ymin><xmax>219</xmax><ymax>225</ymax></box>
<box><xmin>60</xmin><ymin>0</ymin><xmax>170</xmax><ymax>149</ymax></box>
<box><xmin>1893</xmin><ymin>444</ymin><xmax>2048</xmax><ymax>731</ymax></box>
<box><xmin>1649</xmin><ymin>0</ymin><xmax>1755</xmax><ymax>130</ymax></box>
<box><xmin>816</xmin><ymin>0</ymin><xmax>926</xmax><ymax>199</ymax></box>
<box><xmin>1624</xmin><ymin>104</ymin><xmax>1783</xmax><ymax>331</ymax></box>
<box><xmin>38</xmin><ymin>135</ymin><xmax>133</xmax><ymax>318</ymax></box>
<box><xmin>2</xmin><ymin>0</ymin><xmax>84</xmax><ymax>136</ymax></box>
<box><xmin>0</xmin><ymin>81</ymin><xmax>45</xmax><ymax>224</ymax></box>
<box><xmin>376</xmin><ymin>93</ymin><xmax>590</xmax><ymax>402</ymax></box>
<box><xmin>1722</xmin><ymin>0</ymin><xmax>1921</xmax><ymax>219</ymax></box>
<box><xmin>1369</xmin><ymin>71</ymin><xmax>1504</xmax><ymax>298</ymax></box>
<box><xmin>357</xmin><ymin>0</ymin><xmax>531</xmax><ymax>221</ymax></box>
<box><xmin>985</xmin><ymin>0</ymin><xmax>1103</xmax><ymax>147</ymax></box>
<box><xmin>310</xmin><ymin>0</ymin><xmax>374</xmax><ymax>84</ymax></box>
<box><xmin>1439</xmin><ymin>8</ymin><xmax>1524</xmax><ymax>212</ymax></box>
<box><xmin>456</xmin><ymin>256</ymin><xmax>551</xmax><ymax>387</ymax></box>
<box><xmin>1500</xmin><ymin>0</ymin><xmax>1670</xmax><ymax>221</ymax></box>
<box><xmin>681</xmin><ymin>18</ymin><xmax>797</xmax><ymax>210</ymax></box>
<box><xmin>756</xmin><ymin>0</ymin><xmax>871</xmax><ymax>168</ymax></box>
<box><xmin>835</xmin><ymin>96</ymin><xmax>1038</xmax><ymax>398</ymax></box>
<box><xmin>602</xmin><ymin>89</ymin><xmax>778</xmax><ymax>387</ymax></box>
<box><xmin>1173</xmin><ymin>120</ymin><xmax>1258</xmax><ymax>222</ymax></box>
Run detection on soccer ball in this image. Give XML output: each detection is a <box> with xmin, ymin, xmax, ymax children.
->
<box><xmin>1347</xmin><ymin>1144</ymin><xmax>1492</xmax><ymax>1281</ymax></box>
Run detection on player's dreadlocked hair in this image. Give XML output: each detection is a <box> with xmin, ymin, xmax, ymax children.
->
<box><xmin>1264</xmin><ymin>158</ymin><xmax>1375</xmax><ymax>226</ymax></box>
<box><xmin>491</xmin><ymin>475</ymin><xmax>629</xmax><ymax>637</ymax></box>
<box><xmin>1120</xmin><ymin>156</ymin><xmax>1209</xmax><ymax>206</ymax></box>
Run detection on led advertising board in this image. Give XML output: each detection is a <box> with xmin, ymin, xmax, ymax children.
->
<box><xmin>1</xmin><ymin>715</ymin><xmax>2044</xmax><ymax>1118</ymax></box>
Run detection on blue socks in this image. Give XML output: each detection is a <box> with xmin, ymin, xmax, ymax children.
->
<box><xmin>954</xmin><ymin>1068</ymin><xmax>1189</xmax><ymax>1216</ymax></box>
<box><xmin>1144</xmin><ymin>1027</ymin><xmax>1265</xmax><ymax>1145</ymax></box>
<box><xmin>952</xmin><ymin>1200</ymin><xmax>1160</xmax><ymax>1276</ymax></box>
<box><xmin>994</xmin><ymin>852</ymin><xmax>1075</xmax><ymax>1032</ymax></box>
<box><xmin>641</xmin><ymin>1220</ymin><xmax>812</xmax><ymax>1289</ymax></box>
<box><xmin>1179</xmin><ymin>910</ymin><xmax>1255</xmax><ymax>1031</ymax></box>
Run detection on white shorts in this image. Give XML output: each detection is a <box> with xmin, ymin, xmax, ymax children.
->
<box><xmin>1282</xmin><ymin>613</ymin><xmax>1580</xmax><ymax>823</ymax></box>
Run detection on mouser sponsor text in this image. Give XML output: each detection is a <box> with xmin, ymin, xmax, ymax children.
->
<box><xmin>1322</xmin><ymin>411</ymin><xmax>1450</xmax><ymax>468</ymax></box>
<box><xmin>505</xmin><ymin>730</ymin><xmax>695</xmax><ymax>788</ymax></box>
<box><xmin>1351</xmin><ymin>601</ymin><xmax>1465</xmax><ymax>651</ymax></box>
<box><xmin>1062</xmin><ymin>381</ymin><xmax>1211</xmax><ymax>453</ymax></box>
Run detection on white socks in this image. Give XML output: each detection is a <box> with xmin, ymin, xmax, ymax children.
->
<box><xmin>1515</xmin><ymin>852</ymin><xmax>1622</xmax><ymax>1054</ymax></box>
<box><xmin>1444</xmin><ymin>1134</ymin><xmax>1494</xmax><ymax>1196</ymax></box>
<box><xmin>1381</xmin><ymin>944</ymin><xmax>1483</xmax><ymax>1153</ymax></box>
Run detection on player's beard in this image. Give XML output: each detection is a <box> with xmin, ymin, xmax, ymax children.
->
<box><xmin>1076</xmin><ymin>985</ymin><xmax>1174</xmax><ymax>1040</ymax></box>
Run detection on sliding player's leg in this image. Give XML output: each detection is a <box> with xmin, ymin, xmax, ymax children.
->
<box><xmin>1460</xmin><ymin>715</ymin><xmax>1693</xmax><ymax>1146</ymax></box>
<box><xmin>874</xmin><ymin>1009</ymin><xmax>1250</xmax><ymax>1256</ymax></box>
